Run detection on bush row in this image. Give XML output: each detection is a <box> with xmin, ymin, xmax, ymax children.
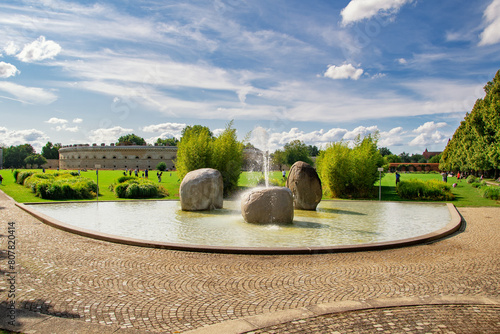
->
<box><xmin>396</xmin><ymin>179</ymin><xmax>455</xmax><ymax>201</ymax></box>
<box><xmin>23</xmin><ymin>173</ymin><xmax>97</xmax><ymax>200</ymax></box>
<box><xmin>111</xmin><ymin>177</ymin><xmax>168</xmax><ymax>199</ymax></box>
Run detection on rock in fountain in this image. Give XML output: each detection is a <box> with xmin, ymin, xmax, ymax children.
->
<box><xmin>180</xmin><ymin>168</ymin><xmax>223</xmax><ymax>211</ymax></box>
<box><xmin>286</xmin><ymin>161</ymin><xmax>322</xmax><ymax>210</ymax></box>
<box><xmin>241</xmin><ymin>187</ymin><xmax>294</xmax><ymax>224</ymax></box>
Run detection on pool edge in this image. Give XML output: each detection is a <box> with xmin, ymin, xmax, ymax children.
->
<box><xmin>15</xmin><ymin>202</ymin><xmax>463</xmax><ymax>255</ymax></box>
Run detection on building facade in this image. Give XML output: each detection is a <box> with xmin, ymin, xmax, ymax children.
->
<box><xmin>58</xmin><ymin>144</ymin><xmax>178</xmax><ymax>170</ymax></box>
<box><xmin>58</xmin><ymin>144</ymin><xmax>266</xmax><ymax>171</ymax></box>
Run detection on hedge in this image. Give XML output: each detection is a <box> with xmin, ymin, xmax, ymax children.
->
<box><xmin>111</xmin><ymin>177</ymin><xmax>168</xmax><ymax>199</ymax></box>
<box><xmin>396</xmin><ymin>179</ymin><xmax>455</xmax><ymax>201</ymax></box>
<box><xmin>23</xmin><ymin>173</ymin><xmax>97</xmax><ymax>200</ymax></box>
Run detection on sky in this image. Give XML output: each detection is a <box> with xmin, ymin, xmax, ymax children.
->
<box><xmin>0</xmin><ymin>0</ymin><xmax>499</xmax><ymax>155</ymax></box>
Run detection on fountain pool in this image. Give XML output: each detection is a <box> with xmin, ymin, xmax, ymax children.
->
<box><xmin>21</xmin><ymin>200</ymin><xmax>460</xmax><ymax>253</ymax></box>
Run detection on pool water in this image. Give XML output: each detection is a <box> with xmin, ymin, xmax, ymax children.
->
<box><xmin>29</xmin><ymin>200</ymin><xmax>452</xmax><ymax>248</ymax></box>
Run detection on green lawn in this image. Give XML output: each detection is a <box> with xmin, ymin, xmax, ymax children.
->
<box><xmin>0</xmin><ymin>169</ymin><xmax>499</xmax><ymax>207</ymax></box>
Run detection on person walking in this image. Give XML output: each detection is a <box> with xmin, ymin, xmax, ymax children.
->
<box><xmin>395</xmin><ymin>171</ymin><xmax>400</xmax><ymax>186</ymax></box>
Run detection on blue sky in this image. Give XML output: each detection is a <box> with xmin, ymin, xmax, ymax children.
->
<box><xmin>0</xmin><ymin>0</ymin><xmax>499</xmax><ymax>154</ymax></box>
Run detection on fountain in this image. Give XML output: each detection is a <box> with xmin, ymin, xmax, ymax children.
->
<box><xmin>16</xmin><ymin>128</ymin><xmax>462</xmax><ymax>254</ymax></box>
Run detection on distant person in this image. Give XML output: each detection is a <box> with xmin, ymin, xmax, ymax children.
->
<box><xmin>395</xmin><ymin>171</ymin><xmax>400</xmax><ymax>186</ymax></box>
<box><xmin>441</xmin><ymin>172</ymin><xmax>447</xmax><ymax>183</ymax></box>
<box><xmin>282</xmin><ymin>170</ymin><xmax>286</xmax><ymax>179</ymax></box>
<box><xmin>145</xmin><ymin>169</ymin><xmax>149</xmax><ymax>178</ymax></box>
<box><xmin>0</xmin><ymin>174</ymin><xmax>3</xmax><ymax>185</ymax></box>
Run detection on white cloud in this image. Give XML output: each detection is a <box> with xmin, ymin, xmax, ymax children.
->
<box><xmin>88</xmin><ymin>126</ymin><xmax>134</xmax><ymax>144</ymax></box>
<box><xmin>479</xmin><ymin>0</ymin><xmax>500</xmax><ymax>46</ymax></box>
<box><xmin>0</xmin><ymin>127</ymin><xmax>48</xmax><ymax>151</ymax></box>
<box><xmin>379</xmin><ymin>127</ymin><xmax>406</xmax><ymax>147</ymax></box>
<box><xmin>0</xmin><ymin>81</ymin><xmax>58</xmax><ymax>105</ymax></box>
<box><xmin>17</xmin><ymin>36</ymin><xmax>61</xmax><ymax>62</ymax></box>
<box><xmin>4</xmin><ymin>41</ymin><xmax>19</xmax><ymax>55</ymax></box>
<box><xmin>341</xmin><ymin>0</ymin><xmax>414</xmax><ymax>26</ymax></box>
<box><xmin>412</xmin><ymin>121</ymin><xmax>447</xmax><ymax>134</ymax></box>
<box><xmin>45</xmin><ymin>117</ymin><xmax>68</xmax><ymax>124</ymax></box>
<box><xmin>342</xmin><ymin>125</ymin><xmax>379</xmax><ymax>140</ymax></box>
<box><xmin>0</xmin><ymin>61</ymin><xmax>19</xmax><ymax>78</ymax></box>
<box><xmin>72</xmin><ymin>118</ymin><xmax>83</xmax><ymax>123</ymax></box>
<box><xmin>324</xmin><ymin>64</ymin><xmax>363</xmax><ymax>80</ymax></box>
<box><xmin>397</xmin><ymin>58</ymin><xmax>407</xmax><ymax>64</ymax></box>
<box><xmin>142</xmin><ymin>122</ymin><xmax>186</xmax><ymax>133</ymax></box>
<box><xmin>409</xmin><ymin>121</ymin><xmax>448</xmax><ymax>147</ymax></box>
<box><xmin>56</xmin><ymin>125</ymin><xmax>79</xmax><ymax>132</ymax></box>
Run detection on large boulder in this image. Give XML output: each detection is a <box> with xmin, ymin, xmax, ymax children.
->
<box><xmin>241</xmin><ymin>187</ymin><xmax>294</xmax><ymax>224</ymax></box>
<box><xmin>286</xmin><ymin>161</ymin><xmax>322</xmax><ymax>210</ymax></box>
<box><xmin>180</xmin><ymin>168</ymin><xmax>223</xmax><ymax>211</ymax></box>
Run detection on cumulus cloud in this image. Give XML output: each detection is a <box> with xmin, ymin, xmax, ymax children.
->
<box><xmin>0</xmin><ymin>127</ymin><xmax>48</xmax><ymax>150</ymax></box>
<box><xmin>0</xmin><ymin>62</ymin><xmax>19</xmax><ymax>78</ymax></box>
<box><xmin>341</xmin><ymin>0</ymin><xmax>414</xmax><ymax>26</ymax></box>
<box><xmin>142</xmin><ymin>122</ymin><xmax>186</xmax><ymax>133</ymax></box>
<box><xmin>72</xmin><ymin>118</ymin><xmax>83</xmax><ymax>124</ymax></box>
<box><xmin>0</xmin><ymin>81</ymin><xmax>58</xmax><ymax>105</ymax></box>
<box><xmin>479</xmin><ymin>0</ymin><xmax>500</xmax><ymax>46</ymax></box>
<box><xmin>45</xmin><ymin>117</ymin><xmax>68</xmax><ymax>124</ymax></box>
<box><xmin>17</xmin><ymin>36</ymin><xmax>62</xmax><ymax>62</ymax></box>
<box><xmin>88</xmin><ymin>126</ymin><xmax>134</xmax><ymax>144</ymax></box>
<box><xmin>4</xmin><ymin>41</ymin><xmax>19</xmax><ymax>56</ymax></box>
<box><xmin>324</xmin><ymin>64</ymin><xmax>363</xmax><ymax>80</ymax></box>
<box><xmin>342</xmin><ymin>125</ymin><xmax>379</xmax><ymax>140</ymax></box>
<box><xmin>379</xmin><ymin>127</ymin><xmax>406</xmax><ymax>147</ymax></box>
<box><xmin>409</xmin><ymin>121</ymin><xmax>448</xmax><ymax>147</ymax></box>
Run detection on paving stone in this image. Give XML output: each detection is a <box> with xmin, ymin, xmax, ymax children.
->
<box><xmin>0</xmin><ymin>190</ymin><xmax>499</xmax><ymax>333</ymax></box>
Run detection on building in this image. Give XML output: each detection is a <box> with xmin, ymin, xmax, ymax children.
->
<box><xmin>58</xmin><ymin>144</ymin><xmax>178</xmax><ymax>170</ymax></box>
<box><xmin>422</xmin><ymin>148</ymin><xmax>441</xmax><ymax>160</ymax></box>
<box><xmin>57</xmin><ymin>144</ymin><xmax>266</xmax><ymax>171</ymax></box>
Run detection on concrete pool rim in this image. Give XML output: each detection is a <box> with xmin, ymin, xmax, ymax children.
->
<box><xmin>16</xmin><ymin>200</ymin><xmax>463</xmax><ymax>255</ymax></box>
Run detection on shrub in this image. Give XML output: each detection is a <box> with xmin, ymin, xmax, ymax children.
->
<box><xmin>156</xmin><ymin>162</ymin><xmax>167</xmax><ymax>171</ymax></box>
<box><xmin>24</xmin><ymin>173</ymin><xmax>97</xmax><ymax>200</ymax></box>
<box><xmin>480</xmin><ymin>186</ymin><xmax>500</xmax><ymax>200</ymax></box>
<box><xmin>396</xmin><ymin>179</ymin><xmax>455</xmax><ymax>201</ymax></box>
<box><xmin>113</xmin><ymin>178</ymin><xmax>167</xmax><ymax>199</ymax></box>
<box><xmin>16</xmin><ymin>171</ymin><xmax>34</xmax><ymax>185</ymax></box>
<box><xmin>466</xmin><ymin>175</ymin><xmax>477</xmax><ymax>184</ymax></box>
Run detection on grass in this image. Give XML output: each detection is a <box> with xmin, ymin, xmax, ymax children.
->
<box><xmin>1</xmin><ymin>169</ymin><xmax>499</xmax><ymax>207</ymax></box>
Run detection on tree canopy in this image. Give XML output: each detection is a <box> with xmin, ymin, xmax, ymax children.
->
<box><xmin>440</xmin><ymin>69</ymin><xmax>500</xmax><ymax>178</ymax></box>
<box><xmin>41</xmin><ymin>141</ymin><xmax>61</xmax><ymax>159</ymax></box>
<box><xmin>155</xmin><ymin>137</ymin><xmax>179</xmax><ymax>146</ymax></box>
<box><xmin>117</xmin><ymin>134</ymin><xmax>146</xmax><ymax>146</ymax></box>
<box><xmin>2</xmin><ymin>144</ymin><xmax>35</xmax><ymax>168</ymax></box>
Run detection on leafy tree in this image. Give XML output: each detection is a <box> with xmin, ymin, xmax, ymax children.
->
<box><xmin>271</xmin><ymin>149</ymin><xmax>286</xmax><ymax>171</ymax></box>
<box><xmin>379</xmin><ymin>147</ymin><xmax>392</xmax><ymax>156</ymax></box>
<box><xmin>410</xmin><ymin>154</ymin><xmax>426</xmax><ymax>163</ymax></box>
<box><xmin>283</xmin><ymin>140</ymin><xmax>313</xmax><ymax>166</ymax></box>
<box><xmin>428</xmin><ymin>153</ymin><xmax>442</xmax><ymax>163</ymax></box>
<box><xmin>307</xmin><ymin>145</ymin><xmax>320</xmax><ymax>157</ymax></box>
<box><xmin>176</xmin><ymin>125</ymin><xmax>213</xmax><ymax>179</ymax></box>
<box><xmin>211</xmin><ymin>121</ymin><xmax>244</xmax><ymax>195</ymax></box>
<box><xmin>24</xmin><ymin>154</ymin><xmax>47</xmax><ymax>168</ymax></box>
<box><xmin>440</xmin><ymin>69</ymin><xmax>500</xmax><ymax>178</ymax></box>
<box><xmin>398</xmin><ymin>152</ymin><xmax>411</xmax><ymax>163</ymax></box>
<box><xmin>384</xmin><ymin>154</ymin><xmax>401</xmax><ymax>163</ymax></box>
<box><xmin>3</xmin><ymin>144</ymin><xmax>35</xmax><ymax>168</ymax></box>
<box><xmin>156</xmin><ymin>137</ymin><xmax>179</xmax><ymax>146</ymax></box>
<box><xmin>41</xmin><ymin>141</ymin><xmax>61</xmax><ymax>159</ymax></box>
<box><xmin>317</xmin><ymin>135</ymin><xmax>384</xmax><ymax>198</ymax></box>
<box><xmin>117</xmin><ymin>134</ymin><xmax>146</xmax><ymax>146</ymax></box>
<box><xmin>156</xmin><ymin>161</ymin><xmax>167</xmax><ymax>171</ymax></box>
<box><xmin>176</xmin><ymin>122</ymin><xmax>244</xmax><ymax>195</ymax></box>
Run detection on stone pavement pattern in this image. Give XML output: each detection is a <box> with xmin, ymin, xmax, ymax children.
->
<box><xmin>0</xmin><ymin>189</ymin><xmax>499</xmax><ymax>333</ymax></box>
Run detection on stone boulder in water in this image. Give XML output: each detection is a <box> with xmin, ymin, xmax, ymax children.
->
<box><xmin>241</xmin><ymin>187</ymin><xmax>294</xmax><ymax>224</ymax></box>
<box><xmin>180</xmin><ymin>168</ymin><xmax>223</xmax><ymax>211</ymax></box>
<box><xmin>286</xmin><ymin>161</ymin><xmax>322</xmax><ymax>210</ymax></box>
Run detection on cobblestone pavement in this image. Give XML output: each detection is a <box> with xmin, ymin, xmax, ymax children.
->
<box><xmin>1</xmin><ymin>190</ymin><xmax>499</xmax><ymax>333</ymax></box>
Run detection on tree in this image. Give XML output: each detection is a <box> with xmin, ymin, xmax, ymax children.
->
<box><xmin>307</xmin><ymin>145</ymin><xmax>319</xmax><ymax>157</ymax></box>
<box><xmin>428</xmin><ymin>153</ymin><xmax>442</xmax><ymax>163</ymax></box>
<box><xmin>24</xmin><ymin>154</ymin><xmax>47</xmax><ymax>168</ymax></box>
<box><xmin>283</xmin><ymin>140</ymin><xmax>313</xmax><ymax>166</ymax></box>
<box><xmin>117</xmin><ymin>134</ymin><xmax>146</xmax><ymax>146</ymax></box>
<box><xmin>317</xmin><ymin>135</ymin><xmax>384</xmax><ymax>198</ymax></box>
<box><xmin>398</xmin><ymin>152</ymin><xmax>411</xmax><ymax>163</ymax></box>
<box><xmin>41</xmin><ymin>142</ymin><xmax>61</xmax><ymax>159</ymax></box>
<box><xmin>379</xmin><ymin>147</ymin><xmax>392</xmax><ymax>156</ymax></box>
<box><xmin>271</xmin><ymin>149</ymin><xmax>286</xmax><ymax>171</ymax></box>
<box><xmin>156</xmin><ymin>137</ymin><xmax>179</xmax><ymax>146</ymax></box>
<box><xmin>410</xmin><ymin>154</ymin><xmax>426</xmax><ymax>163</ymax></box>
<box><xmin>440</xmin><ymin>69</ymin><xmax>500</xmax><ymax>178</ymax></box>
<box><xmin>176</xmin><ymin>125</ymin><xmax>213</xmax><ymax>180</ymax></box>
<box><xmin>156</xmin><ymin>161</ymin><xmax>167</xmax><ymax>171</ymax></box>
<box><xmin>175</xmin><ymin>122</ymin><xmax>244</xmax><ymax>196</ymax></box>
<box><xmin>3</xmin><ymin>144</ymin><xmax>35</xmax><ymax>168</ymax></box>
<box><xmin>384</xmin><ymin>154</ymin><xmax>401</xmax><ymax>163</ymax></box>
